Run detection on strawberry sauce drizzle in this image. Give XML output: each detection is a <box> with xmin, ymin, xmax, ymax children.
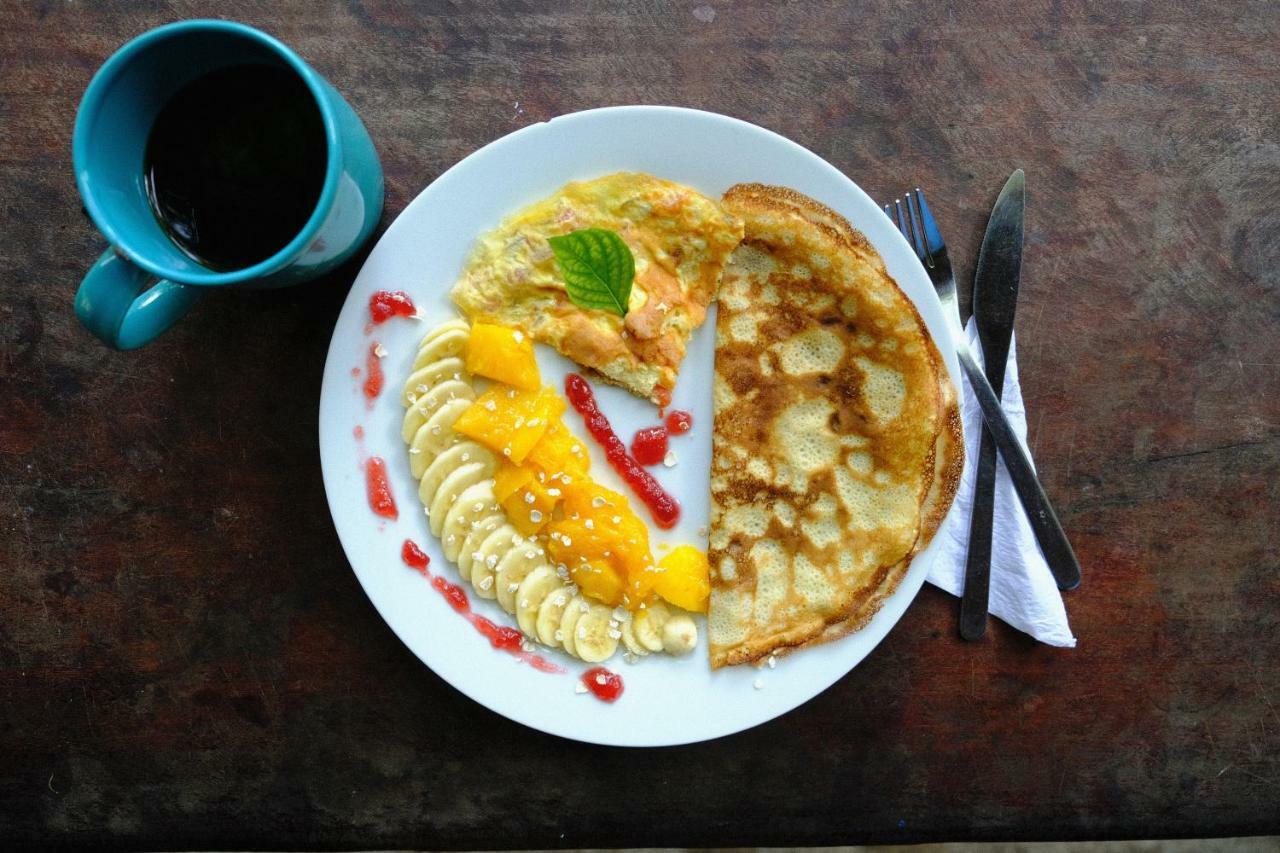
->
<box><xmin>563</xmin><ymin>374</ymin><xmax>680</xmax><ymax>529</ymax></box>
<box><xmin>363</xmin><ymin>343</ymin><xmax>385</xmax><ymax>401</ymax></box>
<box><xmin>631</xmin><ymin>426</ymin><xmax>668</xmax><ymax>466</ymax></box>
<box><xmin>401</xmin><ymin>540</ymin><xmax>564</xmax><ymax>674</ymax></box>
<box><xmin>581</xmin><ymin>666</ymin><xmax>624</xmax><ymax>702</ymax></box>
<box><xmin>369</xmin><ymin>290</ymin><xmax>416</xmax><ymax>324</ymax></box>
<box><xmin>364</xmin><ymin>457</ymin><xmax>398</xmax><ymax>520</ymax></box>
<box><xmin>666</xmin><ymin>409</ymin><xmax>693</xmax><ymax>434</ymax></box>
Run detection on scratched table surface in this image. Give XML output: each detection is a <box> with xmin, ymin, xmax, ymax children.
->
<box><xmin>2</xmin><ymin>0</ymin><xmax>1278</xmax><ymax>849</ymax></box>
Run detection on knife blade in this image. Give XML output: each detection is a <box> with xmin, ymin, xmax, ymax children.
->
<box><xmin>960</xmin><ymin>169</ymin><xmax>1024</xmax><ymax>641</ymax></box>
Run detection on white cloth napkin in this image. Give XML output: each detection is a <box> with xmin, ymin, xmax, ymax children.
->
<box><xmin>928</xmin><ymin>319</ymin><xmax>1077</xmax><ymax>647</ymax></box>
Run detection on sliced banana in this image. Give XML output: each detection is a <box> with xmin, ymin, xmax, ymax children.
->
<box><xmin>494</xmin><ymin>540</ymin><xmax>547</xmax><ymax>614</ymax></box>
<box><xmin>536</xmin><ymin>586</ymin><xmax>573</xmax><ymax>647</ymax></box>
<box><xmin>573</xmin><ymin>604</ymin><xmax>621</xmax><ymax>663</ymax></box>
<box><xmin>402</xmin><ymin>356</ymin><xmax>466</xmax><ymax>405</ymax></box>
<box><xmin>426</xmin><ymin>462</ymin><xmax>487</xmax><ymax>535</ymax></box>
<box><xmin>457</xmin><ymin>511</ymin><xmax>504</xmax><ymax>576</ymax></box>
<box><xmin>515</xmin><ymin>566</ymin><xmax>562</xmax><ymax>639</ymax></box>
<box><xmin>416</xmin><ymin>318</ymin><xmax>468</xmax><ymax>348</ymax></box>
<box><xmin>559</xmin><ymin>596</ymin><xmax>586</xmax><ymax>657</ymax></box>
<box><xmin>409</xmin><ymin>397</ymin><xmax>471</xmax><ymax>468</ymax></box>
<box><xmin>402</xmin><ymin>379</ymin><xmax>474</xmax><ymax>443</ymax></box>
<box><xmin>440</xmin><ymin>481</ymin><xmax>499</xmax><ymax>561</ymax></box>
<box><xmin>661</xmin><ymin>612</ymin><xmax>698</xmax><ymax>655</ymax></box>
<box><xmin>619</xmin><ymin>614</ymin><xmax>649</xmax><ymax>657</ymax></box>
<box><xmin>470</xmin><ymin>523</ymin><xmax>518</xmax><ymax>599</ymax></box>
<box><xmin>418</xmin><ymin>440</ymin><xmax>493</xmax><ymax>498</ymax></box>
<box><xmin>632</xmin><ymin>600</ymin><xmax>670</xmax><ymax>653</ymax></box>
<box><xmin>412</xmin><ymin>327</ymin><xmax>469</xmax><ymax>370</ymax></box>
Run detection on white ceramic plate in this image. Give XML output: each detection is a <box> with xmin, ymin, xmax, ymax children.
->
<box><xmin>319</xmin><ymin>106</ymin><xmax>960</xmax><ymax>747</ymax></box>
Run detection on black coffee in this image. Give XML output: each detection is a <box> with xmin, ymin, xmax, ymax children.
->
<box><xmin>144</xmin><ymin>64</ymin><xmax>327</xmax><ymax>271</ymax></box>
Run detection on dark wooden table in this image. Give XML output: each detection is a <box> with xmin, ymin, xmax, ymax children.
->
<box><xmin>3</xmin><ymin>1</ymin><xmax>1278</xmax><ymax>848</ymax></box>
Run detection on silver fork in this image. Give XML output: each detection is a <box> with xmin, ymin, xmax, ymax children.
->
<box><xmin>885</xmin><ymin>190</ymin><xmax>1081</xmax><ymax>591</ymax></box>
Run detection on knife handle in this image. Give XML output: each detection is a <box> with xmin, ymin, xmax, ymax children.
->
<box><xmin>960</xmin><ymin>419</ymin><xmax>998</xmax><ymax>640</ymax></box>
<box><xmin>956</xmin><ymin>349</ymin><xmax>1082</xmax><ymax>591</ymax></box>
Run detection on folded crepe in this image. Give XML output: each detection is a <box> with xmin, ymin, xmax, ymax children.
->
<box><xmin>707</xmin><ymin>184</ymin><xmax>963</xmax><ymax>668</ymax></box>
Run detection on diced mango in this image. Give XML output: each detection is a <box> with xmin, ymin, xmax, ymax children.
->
<box><xmin>548</xmin><ymin>481</ymin><xmax>656</xmax><ymax>609</ymax></box>
<box><xmin>546</xmin><ymin>517</ymin><xmax>603</xmax><ymax>568</ymax></box>
<box><xmin>493</xmin><ymin>429</ymin><xmax>583</xmax><ymax>536</ymax></box>
<box><xmin>493</xmin><ymin>461</ymin><xmax>534</xmax><ymax>503</ymax></box>
<box><xmin>550</xmin><ymin>529</ymin><xmax>609</xmax><ymax>603</ymax></box>
<box><xmin>454</xmin><ymin>385</ymin><xmax>562</xmax><ymax>464</ymax></box>
<box><xmin>525</xmin><ymin>421</ymin><xmax>590</xmax><ymax>477</ymax></box>
<box><xmin>627</xmin><ymin>562</ymin><xmax>663</xmax><ymax>607</ymax></box>
<box><xmin>569</xmin><ymin>560</ymin><xmax>626</xmax><ymax>608</ymax></box>
<box><xmin>654</xmin><ymin>545</ymin><xmax>711</xmax><ymax>613</ymax></box>
<box><xmin>500</xmin><ymin>475</ymin><xmax>558</xmax><ymax>536</ymax></box>
<box><xmin>465</xmin><ymin>323</ymin><xmax>540</xmax><ymax>390</ymax></box>
<box><xmin>560</xmin><ymin>479</ymin><xmax>625</xmax><ymax>519</ymax></box>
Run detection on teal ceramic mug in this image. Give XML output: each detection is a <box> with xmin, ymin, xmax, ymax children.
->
<box><xmin>73</xmin><ymin>20</ymin><xmax>384</xmax><ymax>349</ymax></box>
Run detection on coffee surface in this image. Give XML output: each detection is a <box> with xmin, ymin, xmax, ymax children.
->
<box><xmin>144</xmin><ymin>63</ymin><xmax>327</xmax><ymax>271</ymax></box>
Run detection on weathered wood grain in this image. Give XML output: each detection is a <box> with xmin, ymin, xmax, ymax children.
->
<box><xmin>1</xmin><ymin>0</ymin><xmax>1277</xmax><ymax>848</ymax></box>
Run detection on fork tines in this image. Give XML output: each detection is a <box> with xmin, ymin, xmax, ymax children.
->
<box><xmin>883</xmin><ymin>189</ymin><xmax>949</xmax><ymax>277</ymax></box>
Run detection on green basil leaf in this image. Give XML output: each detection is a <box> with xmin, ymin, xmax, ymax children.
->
<box><xmin>548</xmin><ymin>228</ymin><xmax>635</xmax><ymax>317</ymax></box>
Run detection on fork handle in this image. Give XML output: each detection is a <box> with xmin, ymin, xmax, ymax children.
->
<box><xmin>956</xmin><ymin>348</ymin><xmax>1082</xmax><ymax>591</ymax></box>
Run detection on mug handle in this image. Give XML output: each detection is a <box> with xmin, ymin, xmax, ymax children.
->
<box><xmin>75</xmin><ymin>249</ymin><xmax>202</xmax><ymax>350</ymax></box>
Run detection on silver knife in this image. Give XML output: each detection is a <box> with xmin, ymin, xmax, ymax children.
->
<box><xmin>960</xmin><ymin>169</ymin><xmax>1023</xmax><ymax>640</ymax></box>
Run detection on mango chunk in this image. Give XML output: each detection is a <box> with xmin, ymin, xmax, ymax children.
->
<box><xmin>549</xmin><ymin>481</ymin><xmax>656</xmax><ymax>609</ymax></box>
<box><xmin>493</xmin><ymin>461</ymin><xmax>534</xmax><ymax>503</ymax></box>
<box><xmin>454</xmin><ymin>385</ymin><xmax>562</xmax><ymax>464</ymax></box>
<box><xmin>500</xmin><ymin>473</ymin><xmax>558</xmax><ymax>536</ymax></box>
<box><xmin>654</xmin><ymin>545</ymin><xmax>711</xmax><ymax>613</ymax></box>
<box><xmin>569</xmin><ymin>560</ymin><xmax>626</xmax><ymax>608</ymax></box>
<box><xmin>560</xmin><ymin>479</ymin><xmax>625</xmax><ymax>519</ymax></box>
<box><xmin>465</xmin><ymin>323</ymin><xmax>540</xmax><ymax>390</ymax></box>
<box><xmin>525</xmin><ymin>421</ymin><xmax>591</xmax><ymax>477</ymax></box>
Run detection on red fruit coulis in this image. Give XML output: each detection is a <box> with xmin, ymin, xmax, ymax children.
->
<box><xmin>631</xmin><ymin>410</ymin><xmax>691</xmax><ymax>465</ymax></box>
<box><xmin>563</xmin><ymin>373</ymin><xmax>680</xmax><ymax>529</ymax></box>
<box><xmin>401</xmin><ymin>539</ymin><xmax>563</xmax><ymax>674</ymax></box>
<box><xmin>402</xmin><ymin>539</ymin><xmax>431</xmax><ymax>571</ymax></box>
<box><xmin>666</xmin><ymin>409</ymin><xmax>693</xmax><ymax>434</ymax></box>
<box><xmin>630</xmin><ymin>426</ymin><xmax>669</xmax><ymax>466</ymax></box>
<box><xmin>581</xmin><ymin>666</ymin><xmax>625</xmax><ymax>703</ymax></box>
<box><xmin>365</xmin><ymin>457</ymin><xmax>398</xmax><ymax>520</ymax></box>
<box><xmin>363</xmin><ymin>343</ymin><xmax>384</xmax><ymax>401</ymax></box>
<box><xmin>369</xmin><ymin>290</ymin><xmax>416</xmax><ymax>324</ymax></box>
